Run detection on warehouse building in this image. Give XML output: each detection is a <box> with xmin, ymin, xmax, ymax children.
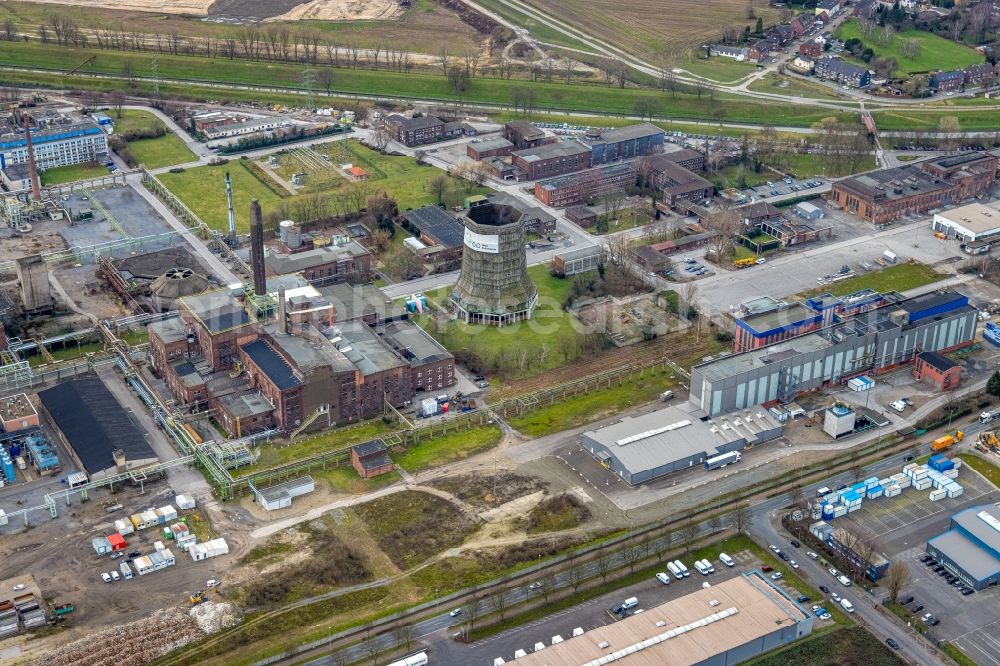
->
<box><xmin>691</xmin><ymin>289</ymin><xmax>977</xmax><ymax>416</ymax></box>
<box><xmin>926</xmin><ymin>503</ymin><xmax>1000</xmax><ymax>590</ymax></box>
<box><xmin>932</xmin><ymin>203</ymin><xmax>1000</xmax><ymax>242</ymax></box>
<box><xmin>581</xmin><ymin>404</ymin><xmax>782</xmax><ymax>485</ymax></box>
<box><xmin>552</xmin><ymin>245</ymin><xmax>604</xmax><ymax>277</ymax></box>
<box><xmin>829</xmin><ymin>152</ymin><xmax>999</xmax><ymax>224</ymax></box>
<box><xmin>402</xmin><ymin>205</ymin><xmax>465</xmax><ymax>260</ymax></box>
<box><xmin>38</xmin><ymin>377</ymin><xmax>159</xmax><ymax>481</ymax></box>
<box><xmin>511</xmin><ymin>572</ymin><xmax>812</xmax><ymax>666</ymax></box>
<box><xmin>467</xmin><ymin>137</ymin><xmax>514</xmax><ymax>160</ymax></box>
<box><xmin>263</xmin><ymin>241</ymin><xmax>372</xmax><ymax>285</ymax></box>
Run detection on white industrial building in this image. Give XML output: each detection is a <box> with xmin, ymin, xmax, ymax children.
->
<box><xmin>932</xmin><ymin>203</ymin><xmax>1000</xmax><ymax>242</ymax></box>
<box><xmin>0</xmin><ymin>116</ymin><xmax>108</xmax><ymax>174</ymax></box>
<box><xmin>255</xmin><ymin>476</ymin><xmax>315</xmax><ymax>511</ymax></box>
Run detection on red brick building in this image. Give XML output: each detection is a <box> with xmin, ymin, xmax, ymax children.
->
<box><xmin>264</xmin><ymin>242</ymin><xmax>372</xmax><ymax>284</ymax></box>
<box><xmin>828</xmin><ymin>152</ymin><xmax>1000</xmax><ymax>224</ymax></box>
<box><xmin>385</xmin><ymin>114</ymin><xmax>444</xmax><ymax>146</ymax></box>
<box><xmin>534</xmin><ymin>162</ymin><xmax>636</xmax><ymax>207</ymax></box>
<box><xmin>503</xmin><ymin>121</ymin><xmax>553</xmax><ymax>150</ymax></box>
<box><xmin>351</xmin><ymin>439</ymin><xmax>394</xmax><ymax>478</ymax></box>
<box><xmin>511</xmin><ymin>141</ymin><xmax>592</xmax><ymax>181</ymax></box>
<box><xmin>913</xmin><ymin>351</ymin><xmax>961</xmax><ymax>391</ymax></box>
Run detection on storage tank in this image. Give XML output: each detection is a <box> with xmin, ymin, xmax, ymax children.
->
<box><xmin>278</xmin><ymin>220</ymin><xmax>294</xmax><ymax>243</ymax></box>
<box><xmin>1</xmin><ymin>454</ymin><xmax>14</xmax><ymax>483</ymax></box>
<box><xmin>823</xmin><ymin>403</ymin><xmax>856</xmax><ymax>438</ymax></box>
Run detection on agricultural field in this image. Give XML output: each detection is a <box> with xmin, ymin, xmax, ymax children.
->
<box><xmin>835</xmin><ymin>20</ymin><xmax>983</xmax><ymax>75</ymax></box>
<box><xmin>157</xmin><ymin>161</ymin><xmax>285</xmax><ymax>232</ymax></box>
<box><xmin>521</xmin><ymin>0</ymin><xmax>779</xmax><ymax>59</ymax></box>
<box><xmin>39</xmin><ymin>161</ymin><xmax>108</xmax><ymax>185</ymax></box>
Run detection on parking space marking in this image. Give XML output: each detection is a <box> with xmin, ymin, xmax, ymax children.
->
<box><xmin>954</xmin><ymin>633</ymin><xmax>1000</xmax><ymax>666</ymax></box>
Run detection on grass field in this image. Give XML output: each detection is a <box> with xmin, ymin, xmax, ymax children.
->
<box><xmin>416</xmin><ymin>265</ymin><xmax>593</xmax><ymax>379</ymax></box>
<box><xmin>522</xmin><ymin>0</ymin><xmax>779</xmax><ymax>59</ymax></box>
<box><xmin>39</xmin><ymin>162</ymin><xmax>108</xmax><ymax>185</ymax></box>
<box><xmin>107</xmin><ymin>108</ymin><xmax>161</xmax><ymax>134</ymax></box>
<box><xmin>772</xmin><ymin>152</ymin><xmax>877</xmax><ymax>178</ymax></box>
<box><xmin>290</xmin><ymin>139</ymin><xmax>489</xmax><ymax>210</ymax></box>
<box><xmin>507</xmin><ymin>366</ymin><xmax>675</xmax><ymax>437</ymax></box>
<box><xmin>957</xmin><ymin>454</ymin><xmax>1000</xmax><ymax>489</ymax></box>
<box><xmin>835</xmin><ymin>20</ymin><xmax>982</xmax><ymax>75</ymax></box>
<box><xmin>128</xmin><ymin>134</ymin><xmax>197</xmax><ymax>169</ymax></box>
<box><xmin>871</xmin><ymin>108</ymin><xmax>1000</xmax><ymax>131</ymax></box>
<box><xmin>396</xmin><ymin>425</ymin><xmax>503</xmax><ymax>473</ymax></box>
<box><xmin>475</xmin><ymin>0</ymin><xmax>592</xmax><ymax>51</ymax></box>
<box><xmin>745</xmin><ymin>627</ymin><xmax>904</xmax><ymax>666</ymax></box>
<box><xmin>799</xmin><ymin>262</ymin><xmax>943</xmax><ymax>298</ymax></box>
<box><xmin>0</xmin><ymin>40</ymin><xmax>852</xmax><ymax>127</ymax></box>
<box><xmin>158</xmin><ymin>161</ymin><xmax>284</xmax><ymax>232</ymax></box>
<box><xmin>680</xmin><ymin>57</ymin><xmax>759</xmax><ymax>83</ymax></box>
<box><xmin>747</xmin><ymin>73</ymin><xmax>850</xmax><ymax>100</ymax></box>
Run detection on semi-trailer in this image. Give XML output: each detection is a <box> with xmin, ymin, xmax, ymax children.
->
<box><xmin>704</xmin><ymin>451</ymin><xmax>742</xmax><ymax>470</ymax></box>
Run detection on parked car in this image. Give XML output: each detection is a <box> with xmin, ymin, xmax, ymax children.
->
<box><xmin>655</xmin><ymin>572</ymin><xmax>671</xmax><ymax>585</ymax></box>
<box><xmin>111</xmin><ymin>552</ymin><xmax>124</xmax><ymax>560</ymax></box>
<box><xmin>789</xmin><ymin>560</ymin><xmax>799</xmax><ymax>569</ymax></box>
<box><xmin>796</xmin><ymin>594</ymin><xmax>811</xmax><ymax>603</ymax></box>
<box><xmin>449</xmin><ymin>608</ymin><xmax>462</xmax><ymax>617</ymax></box>
<box><xmin>110</xmin><ymin>571</ymin><xmax>120</xmax><ymax>581</ymax></box>
<box><xmin>770</xmin><ymin>572</ymin><xmax>783</xmax><ymax>581</ymax></box>
<box><xmin>928</xmin><ymin>617</ymin><xmax>940</xmax><ymax>626</ymax></box>
<box><xmin>911</xmin><ymin>605</ymin><xmax>924</xmax><ymax>613</ymax></box>
<box><xmin>828</xmin><ymin>567</ymin><xmax>839</xmax><ymax>577</ymax></box>
<box><xmin>819</xmin><ymin>585</ymin><xmax>830</xmax><ymax>593</ymax></box>
<box><xmin>831</xmin><ymin>592</ymin><xmax>842</xmax><ymax>603</ymax></box>
<box><xmin>789</xmin><ymin>540</ymin><xmax>801</xmax><ymax>548</ymax></box>
<box><xmin>101</xmin><ymin>573</ymin><xmax>112</xmax><ymax>583</ymax></box>
<box><xmin>962</xmin><ymin>588</ymin><xmax>974</xmax><ymax>596</ymax></box>
<box><xmin>807</xmin><ymin>551</ymin><xmax>819</xmax><ymax>560</ymax></box>
<box><xmin>762</xmin><ymin>565</ymin><xmax>774</xmax><ymax>573</ymax></box>
<box><xmin>886</xmin><ymin>638</ymin><xmax>900</xmax><ymax>650</ymax></box>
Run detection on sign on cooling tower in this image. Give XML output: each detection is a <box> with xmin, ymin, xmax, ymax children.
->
<box><xmin>463</xmin><ymin>228</ymin><xmax>499</xmax><ymax>254</ymax></box>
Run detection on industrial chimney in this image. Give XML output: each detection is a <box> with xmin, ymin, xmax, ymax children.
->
<box><xmin>277</xmin><ymin>286</ymin><xmax>287</xmax><ymax>335</ymax></box>
<box><xmin>22</xmin><ymin>113</ymin><xmax>41</xmax><ymax>201</ymax></box>
<box><xmin>249</xmin><ymin>199</ymin><xmax>267</xmax><ymax>297</ymax></box>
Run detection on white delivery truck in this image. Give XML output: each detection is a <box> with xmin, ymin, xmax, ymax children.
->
<box><xmin>719</xmin><ymin>553</ymin><xmax>735</xmax><ymax>567</ymax></box>
<box><xmin>840</xmin><ymin>598</ymin><xmax>855</xmax><ymax>613</ymax></box>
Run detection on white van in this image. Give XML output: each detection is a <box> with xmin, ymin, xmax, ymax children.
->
<box><xmin>655</xmin><ymin>572</ymin><xmax>671</xmax><ymax>585</ymax></box>
<box><xmin>621</xmin><ymin>597</ymin><xmax>639</xmax><ymax>611</ymax></box>
<box><xmin>667</xmin><ymin>562</ymin><xmax>683</xmax><ymax>579</ymax></box>
<box><xmin>840</xmin><ymin>598</ymin><xmax>855</xmax><ymax>613</ymax></box>
<box><xmin>719</xmin><ymin>553</ymin><xmax>735</xmax><ymax>567</ymax></box>
<box><xmin>694</xmin><ymin>560</ymin><xmax>709</xmax><ymax>575</ymax></box>
<box><xmin>700</xmin><ymin>559</ymin><xmax>716</xmax><ymax>573</ymax></box>
<box><xmin>838</xmin><ymin>575</ymin><xmax>852</xmax><ymax>587</ymax></box>
<box><xmin>676</xmin><ymin>561</ymin><xmax>690</xmax><ymax>577</ymax></box>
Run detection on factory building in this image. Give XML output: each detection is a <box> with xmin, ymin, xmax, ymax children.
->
<box><xmin>510</xmin><ymin>572</ymin><xmax>812</xmax><ymax>666</ymax></box>
<box><xmin>450</xmin><ymin>203</ymin><xmax>537</xmax><ymax>325</ymax></box>
<box><xmin>932</xmin><ymin>203</ymin><xmax>1000</xmax><ymax>242</ymax></box>
<box><xmin>503</xmin><ymin>121</ymin><xmax>552</xmax><ymax>150</ymax></box>
<box><xmin>581</xmin><ymin>404</ymin><xmax>782</xmax><ymax>485</ymax></box>
<box><xmin>926</xmin><ymin>503</ymin><xmax>1000</xmax><ymax>590</ymax></box>
<box><xmin>263</xmin><ymin>241</ymin><xmax>372</xmax><ymax>285</ymax></box>
<box><xmin>0</xmin><ymin>393</ymin><xmax>39</xmax><ymax>433</ymax></box>
<box><xmin>691</xmin><ymin>290</ymin><xmax>977</xmax><ymax>416</ymax></box>
<box><xmin>829</xmin><ymin>152</ymin><xmax>999</xmax><ymax>224</ymax></box>
<box><xmin>37</xmin><ymin>377</ymin><xmax>159</xmax><ymax>481</ymax></box>
<box><xmin>552</xmin><ymin>245</ymin><xmax>605</xmax><ymax>277</ymax></box>
<box><xmin>577</xmin><ymin>123</ymin><xmax>665</xmax><ymax>165</ymax></box>
<box><xmin>913</xmin><ymin>350</ymin><xmax>961</xmax><ymax>391</ymax></box>
<box><xmin>0</xmin><ymin>114</ymin><xmax>108</xmax><ymax>174</ymax></box>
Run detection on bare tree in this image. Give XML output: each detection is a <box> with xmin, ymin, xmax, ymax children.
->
<box><xmin>680</xmin><ymin>518</ymin><xmax>698</xmax><ymax>553</ymax></box>
<box><xmin>709</xmin><ymin>514</ymin><xmax>723</xmax><ymax>534</ymax></box>
<box><xmin>633</xmin><ymin>96</ymin><xmax>660</xmax><ymax>121</ymax></box>
<box><xmin>316</xmin><ymin>68</ymin><xmax>335</xmax><ymax>94</ymax></box>
<box><xmin>884</xmin><ymin>562</ymin><xmax>912</xmax><ymax>603</ymax></box>
<box><xmin>731</xmin><ymin>503</ymin><xmax>751</xmax><ymax>535</ymax></box>
<box><xmin>371</xmin><ymin>123</ymin><xmax>392</xmax><ymax>152</ymax></box>
<box><xmin>566</xmin><ymin>566</ymin><xmax>584</xmax><ymax>593</ymax></box>
<box><xmin>622</xmin><ymin>545</ymin><xmax>642</xmax><ymax>572</ymax></box>
<box><xmin>463</xmin><ymin>600</ymin><xmax>480</xmax><ymax>632</ymax></box>
<box><xmin>364</xmin><ymin>630</ymin><xmax>382</xmax><ymax>665</ymax></box>
<box><xmin>490</xmin><ymin>588</ymin><xmax>509</xmax><ymax>621</ymax></box>
<box><xmin>789</xmin><ymin>485</ymin><xmax>805</xmax><ymax>511</ymax></box>
<box><xmin>394</xmin><ymin>624</ymin><xmax>415</xmax><ymax>651</ymax></box>
<box><xmin>426</xmin><ymin>174</ymin><xmax>448</xmax><ymax>204</ymax></box>
<box><xmin>597</xmin><ymin>551</ymin><xmax>612</xmax><ymax>583</ymax></box>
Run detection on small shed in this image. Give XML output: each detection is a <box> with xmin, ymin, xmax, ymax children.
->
<box><xmin>92</xmin><ymin>536</ymin><xmax>111</xmax><ymax>555</ymax></box>
<box><xmin>795</xmin><ymin>201</ymin><xmax>824</xmax><ymax>220</ymax></box>
<box><xmin>255</xmin><ymin>476</ymin><xmax>316</xmax><ymax>511</ymax></box>
<box><xmin>565</xmin><ymin>205</ymin><xmax>598</xmax><ymax>227</ymax></box>
<box><xmin>189</xmin><ymin>538</ymin><xmax>229</xmax><ymax>561</ymax></box>
<box><xmin>107</xmin><ymin>533</ymin><xmax>126</xmax><ymax>552</ymax></box>
<box><xmin>351</xmin><ymin>439</ymin><xmax>394</xmax><ymax>479</ymax></box>
<box><xmin>346</xmin><ymin>166</ymin><xmax>368</xmax><ymax>180</ymax></box>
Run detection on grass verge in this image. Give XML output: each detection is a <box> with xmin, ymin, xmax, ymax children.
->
<box><xmin>39</xmin><ymin>162</ymin><xmax>108</xmax><ymax>185</ymax></box>
<box><xmin>129</xmin><ymin>133</ymin><xmax>197</xmax><ymax>169</ymax></box>
<box><xmin>798</xmin><ymin>262</ymin><xmax>943</xmax><ymax>299</ymax></box>
<box><xmin>396</xmin><ymin>424</ymin><xmax>503</xmax><ymax>473</ymax></box>
<box><xmin>957</xmin><ymin>453</ymin><xmax>1000</xmax><ymax>488</ymax></box>
<box><xmin>743</xmin><ymin>626</ymin><xmax>905</xmax><ymax>665</ymax></box>
<box><xmin>942</xmin><ymin>642</ymin><xmax>979</xmax><ymax>666</ymax></box>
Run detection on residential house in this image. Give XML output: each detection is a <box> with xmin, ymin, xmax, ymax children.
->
<box><xmin>815</xmin><ymin>57</ymin><xmax>871</xmax><ymax>87</ymax></box>
<box><xmin>766</xmin><ymin>24</ymin><xmax>794</xmax><ymax>46</ymax></box>
<box><xmin>709</xmin><ymin>45</ymin><xmax>750</xmax><ymax>61</ymax></box>
<box><xmin>799</xmin><ymin>40</ymin><xmax>823</xmax><ymax>58</ymax></box>
<box><xmin>385</xmin><ymin>114</ymin><xmax>444</xmax><ymax>146</ymax></box>
<box><xmin>790</xmin><ymin>55</ymin><xmax>816</xmax><ymax>74</ymax></box>
<box><xmin>930</xmin><ymin>70</ymin><xmax>965</xmax><ymax>93</ymax></box>
<box><xmin>816</xmin><ymin>0</ymin><xmax>840</xmax><ymax>15</ymax></box>
<box><xmin>750</xmin><ymin>40</ymin><xmax>775</xmax><ymax>61</ymax></box>
<box><xmin>789</xmin><ymin>17</ymin><xmax>807</xmax><ymax>38</ymax></box>
<box><xmin>963</xmin><ymin>63</ymin><xmax>996</xmax><ymax>87</ymax></box>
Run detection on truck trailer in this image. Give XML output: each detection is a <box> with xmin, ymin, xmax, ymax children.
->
<box><xmin>931</xmin><ymin>431</ymin><xmax>964</xmax><ymax>452</ymax></box>
<box><xmin>704</xmin><ymin>451</ymin><xmax>742</xmax><ymax>470</ymax></box>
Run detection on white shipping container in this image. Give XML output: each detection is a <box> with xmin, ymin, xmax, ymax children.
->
<box><xmin>834</xmin><ymin>505</ymin><xmax>848</xmax><ymax>517</ymax></box>
<box><xmin>175</xmin><ymin>494</ymin><xmax>196</xmax><ymax>510</ymax></box>
<box><xmin>929</xmin><ymin>489</ymin><xmax>946</xmax><ymax>501</ymax></box>
<box><xmin>114</xmin><ymin>518</ymin><xmax>134</xmax><ymax>535</ymax></box>
<box><xmin>953</xmin><ymin>459</ymin><xmax>963</xmax><ymax>469</ymax></box>
<box><xmin>944</xmin><ymin>469</ymin><xmax>959</xmax><ymax>478</ymax></box>
<box><xmin>848</xmin><ymin>503</ymin><xmax>861</xmax><ymax>512</ymax></box>
<box><xmin>914</xmin><ymin>478</ymin><xmax>932</xmax><ymax>490</ymax></box>
<box><xmin>947</xmin><ymin>486</ymin><xmax>964</xmax><ymax>498</ymax></box>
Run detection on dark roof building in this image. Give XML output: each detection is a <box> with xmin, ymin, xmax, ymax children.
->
<box><xmin>241</xmin><ymin>339</ymin><xmax>302</xmax><ymax>390</ymax></box>
<box><xmin>815</xmin><ymin>57</ymin><xmax>870</xmax><ymax>87</ymax></box>
<box><xmin>511</xmin><ymin>140</ymin><xmax>592</xmax><ymax>180</ymax></box>
<box><xmin>351</xmin><ymin>439</ymin><xmax>394</xmax><ymax>478</ymax></box>
<box><xmin>930</xmin><ymin>70</ymin><xmax>965</xmax><ymax>92</ymax></box>
<box><xmin>38</xmin><ymin>377</ymin><xmax>159</xmax><ymax>481</ymax></box>
<box><xmin>385</xmin><ymin>114</ymin><xmax>445</xmax><ymax>146</ymax></box>
<box><xmin>647</xmin><ymin>155</ymin><xmax>714</xmax><ymax>207</ymax></box>
<box><xmin>403</xmin><ymin>206</ymin><xmax>466</xmax><ymax>249</ymax></box>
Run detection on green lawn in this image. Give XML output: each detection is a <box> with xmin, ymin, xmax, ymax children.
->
<box><xmin>681</xmin><ymin>57</ymin><xmax>759</xmax><ymax>83</ymax></box>
<box><xmin>395</xmin><ymin>425</ymin><xmax>503</xmax><ymax>473</ymax></box>
<box><xmin>799</xmin><ymin>262</ymin><xmax>943</xmax><ymax>298</ymax></box>
<box><xmin>747</xmin><ymin>73</ymin><xmax>849</xmax><ymax>101</ymax></box>
<box><xmin>128</xmin><ymin>133</ymin><xmax>197</xmax><ymax>169</ymax></box>
<box><xmin>0</xmin><ymin>40</ymin><xmax>853</xmax><ymax>127</ymax></box>
<box><xmin>835</xmin><ymin>20</ymin><xmax>983</xmax><ymax>75</ymax></box>
<box><xmin>957</xmin><ymin>454</ymin><xmax>1000</xmax><ymax>489</ymax></box>
<box><xmin>415</xmin><ymin>265</ymin><xmax>592</xmax><ymax>379</ymax></box>
<box><xmin>39</xmin><ymin>162</ymin><xmax>108</xmax><ymax>185</ymax></box>
<box><xmin>310</xmin><ymin>467</ymin><xmax>401</xmax><ymax>494</ymax></box>
<box><xmin>107</xmin><ymin>108</ymin><xmax>163</xmax><ymax>134</ymax></box>
<box><xmin>158</xmin><ymin>161</ymin><xmax>284</xmax><ymax>232</ymax></box>
<box><xmin>507</xmin><ymin>367</ymin><xmax>675</xmax><ymax>437</ymax></box>
<box><xmin>774</xmin><ymin>152</ymin><xmax>877</xmax><ymax>178</ymax></box>
<box><xmin>745</xmin><ymin>627</ymin><xmax>904</xmax><ymax>666</ymax></box>
<box><xmin>872</xmin><ymin>108</ymin><xmax>1000</xmax><ymax>132</ymax></box>
<box><xmin>301</xmin><ymin>140</ymin><xmax>489</xmax><ymax>210</ymax></box>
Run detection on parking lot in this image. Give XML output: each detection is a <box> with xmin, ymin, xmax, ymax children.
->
<box><xmin>743</xmin><ymin>177</ymin><xmax>825</xmax><ymax>202</ymax></box>
<box><xmin>432</xmin><ymin>546</ymin><xmax>828</xmax><ymax>665</ymax></box>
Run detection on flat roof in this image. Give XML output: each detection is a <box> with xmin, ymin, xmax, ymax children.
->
<box><xmin>316</xmin><ymin>282</ymin><xmax>393</xmax><ymax>322</ymax></box>
<box><xmin>38</xmin><ymin>377</ymin><xmax>158</xmax><ymax>475</ymax></box>
<box><xmin>512</xmin><ymin>139</ymin><xmax>590</xmax><ymax>163</ymax></box>
<box><xmin>257</xmin><ymin>476</ymin><xmax>315</xmax><ymax>503</ymax></box>
<box><xmin>181</xmin><ymin>289</ymin><xmax>251</xmax><ymax>334</ymax></box>
<box><xmin>379</xmin><ymin>319</ymin><xmax>451</xmax><ymax>365</ymax></box>
<box><xmin>514</xmin><ymin>572</ymin><xmax>809</xmax><ymax>666</ymax></box>
<box><xmin>242</xmin><ymin>339</ymin><xmax>301</xmax><ymax>390</ymax></box>
<box><xmin>537</xmin><ymin>162</ymin><xmax>635</xmax><ymax>191</ymax></box>
<box><xmin>556</xmin><ymin>244</ymin><xmax>604</xmax><ymax>262</ymax></box>
<box><xmin>470</xmin><ymin>137</ymin><xmax>514</xmax><ymax>152</ymax></box>
<box><xmin>583</xmin><ymin>404</ymin><xmax>781</xmax><ymax>474</ymax></box>
<box><xmin>929</xmin><ymin>529</ymin><xmax>1000</xmax><ymax>581</ymax></box>
<box><xmin>696</xmin><ymin>333</ymin><xmax>832</xmax><ymax>382</ymax></box>
<box><xmin>403</xmin><ymin>206</ymin><xmax>466</xmax><ymax>249</ymax></box>
<box><xmin>739</xmin><ymin>303</ymin><xmax>820</xmax><ymax>335</ymax></box>
<box><xmin>218</xmin><ymin>392</ymin><xmax>274</xmax><ymax>418</ymax></box>
<box><xmin>264</xmin><ymin>242</ymin><xmax>369</xmax><ymax>275</ymax></box>
<box><xmin>336</xmin><ymin>320</ymin><xmax>405</xmax><ymax>376</ymax></box>
<box><xmin>582</xmin><ymin>122</ymin><xmax>664</xmax><ymax>145</ymax></box>
<box><xmin>149</xmin><ymin>316</ymin><xmax>189</xmax><ymax>345</ymax></box>
<box><xmin>0</xmin><ymin>393</ymin><xmax>36</xmax><ymax>422</ymax></box>
<box><xmin>952</xmin><ymin>503</ymin><xmax>1000</xmax><ymax>555</ymax></box>
<box><xmin>936</xmin><ymin>203</ymin><xmax>1000</xmax><ymax>235</ymax></box>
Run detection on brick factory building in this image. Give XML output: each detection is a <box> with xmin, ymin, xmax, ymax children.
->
<box><xmin>829</xmin><ymin>152</ymin><xmax>999</xmax><ymax>224</ymax></box>
<box><xmin>913</xmin><ymin>350</ymin><xmax>961</xmax><ymax>391</ymax></box>
<box><xmin>467</xmin><ymin>137</ymin><xmax>514</xmax><ymax>160</ymax></box>
<box><xmin>534</xmin><ymin>162</ymin><xmax>637</xmax><ymax>207</ymax></box>
<box><xmin>264</xmin><ymin>242</ymin><xmax>372</xmax><ymax>284</ymax></box>
<box><xmin>503</xmin><ymin>120</ymin><xmax>552</xmax><ymax>149</ymax></box>
<box><xmin>511</xmin><ymin>140</ymin><xmax>592</xmax><ymax>181</ymax></box>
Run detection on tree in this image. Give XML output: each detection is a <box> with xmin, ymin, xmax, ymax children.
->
<box><xmin>364</xmin><ymin>629</ymin><xmax>382</xmax><ymax>665</ymax></box>
<box><xmin>109</xmin><ymin>91</ymin><xmax>126</xmax><ymax>118</ymax></box>
<box><xmin>394</xmin><ymin>624</ymin><xmax>415</xmax><ymax>651</ymax></box>
<box><xmin>851</xmin><ymin>463</ymin><xmax>864</xmax><ymax>482</ymax></box>
<box><xmin>316</xmin><ymin>68</ymin><xmax>335</xmax><ymax>94</ymax></box>
<box><xmin>622</xmin><ymin>545</ymin><xmax>642</xmax><ymax>572</ymax></box>
<box><xmin>371</xmin><ymin>123</ymin><xmax>392</xmax><ymax>152</ymax></box>
<box><xmin>597</xmin><ymin>552</ymin><xmax>612</xmax><ymax>583</ymax></box>
<box><xmin>987</xmin><ymin>370</ymin><xmax>1000</xmax><ymax>398</ymax></box>
<box><xmin>369</xmin><ymin>228</ymin><xmax>392</xmax><ymax>255</ymax></box>
<box><xmin>709</xmin><ymin>514</ymin><xmax>723</xmax><ymax>534</ymax></box>
<box><xmin>426</xmin><ymin>174</ymin><xmax>448</xmax><ymax>204</ymax></box>
<box><xmin>680</xmin><ymin>518</ymin><xmax>698</xmax><ymax>552</ymax></box>
<box><xmin>633</xmin><ymin>96</ymin><xmax>660</xmax><ymax>121</ymax></box>
<box><xmin>566</xmin><ymin>566</ymin><xmax>584</xmax><ymax>593</ymax></box>
<box><xmin>447</xmin><ymin>66</ymin><xmax>470</xmax><ymax>102</ymax></box>
<box><xmin>789</xmin><ymin>485</ymin><xmax>805</xmax><ymax>511</ymax></box>
<box><xmin>731</xmin><ymin>503</ymin><xmax>751</xmax><ymax>535</ymax></box>
<box><xmin>884</xmin><ymin>562</ymin><xmax>912</xmax><ymax>603</ymax></box>
<box><xmin>490</xmin><ymin>588</ymin><xmax>509</xmax><ymax>621</ymax></box>
<box><xmin>938</xmin><ymin>116</ymin><xmax>961</xmax><ymax>151</ymax></box>
<box><xmin>755</xmin><ymin>17</ymin><xmax>764</xmax><ymax>34</ymax></box>
<box><xmin>463</xmin><ymin>599</ymin><xmax>480</xmax><ymax>632</ymax></box>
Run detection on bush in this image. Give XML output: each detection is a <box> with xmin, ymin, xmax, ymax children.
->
<box><xmin>525</xmin><ymin>494</ymin><xmax>591</xmax><ymax>533</ymax></box>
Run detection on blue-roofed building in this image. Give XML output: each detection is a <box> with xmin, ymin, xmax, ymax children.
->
<box><xmin>927</xmin><ymin>503</ymin><xmax>1000</xmax><ymax>590</ymax></box>
<box><xmin>0</xmin><ymin>114</ymin><xmax>108</xmax><ymax>175</ymax></box>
